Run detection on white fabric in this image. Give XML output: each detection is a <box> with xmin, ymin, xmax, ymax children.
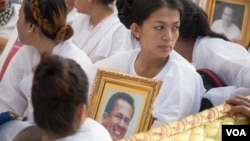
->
<box><xmin>193</xmin><ymin>36</ymin><xmax>250</xmax><ymax>88</ymax></box>
<box><xmin>94</xmin><ymin>48</ymin><xmax>205</xmax><ymax>128</ymax></box>
<box><xmin>55</xmin><ymin>118</ymin><xmax>112</xmax><ymax>141</ymax></box>
<box><xmin>192</xmin><ymin>36</ymin><xmax>250</xmax><ymax>106</ymax></box>
<box><xmin>204</xmin><ymin>86</ymin><xmax>250</xmax><ymax>106</ymax></box>
<box><xmin>66</xmin><ymin>8</ymin><xmax>82</xmax><ymax>26</ymax></box>
<box><xmin>0</xmin><ymin>3</ymin><xmax>20</xmax><ymax>39</ymax></box>
<box><xmin>0</xmin><ymin>40</ymin><xmax>94</xmax><ymax>122</ymax></box>
<box><xmin>71</xmin><ymin>12</ymin><xmax>133</xmax><ymax>63</ymax></box>
<box><xmin>0</xmin><ymin>27</ymin><xmax>19</xmax><ymax>71</ymax></box>
<box><xmin>211</xmin><ymin>19</ymin><xmax>241</xmax><ymax>41</ymax></box>
<box><xmin>0</xmin><ymin>120</ymin><xmax>32</xmax><ymax>141</ymax></box>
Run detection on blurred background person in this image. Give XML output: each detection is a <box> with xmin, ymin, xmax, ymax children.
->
<box><xmin>65</xmin><ymin>0</ymin><xmax>82</xmax><ymax>25</ymax></box>
<box><xmin>0</xmin><ymin>0</ymin><xmax>20</xmax><ymax>54</ymax></box>
<box><xmin>72</xmin><ymin>0</ymin><xmax>133</xmax><ymax>63</ymax></box>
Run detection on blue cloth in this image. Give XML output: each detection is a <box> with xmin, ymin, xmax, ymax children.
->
<box><xmin>0</xmin><ymin>111</ymin><xmax>15</xmax><ymax>125</ymax></box>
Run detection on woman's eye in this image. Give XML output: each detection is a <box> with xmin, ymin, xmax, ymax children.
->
<box><xmin>173</xmin><ymin>26</ymin><xmax>180</xmax><ymax>31</ymax></box>
<box><xmin>155</xmin><ymin>26</ymin><xmax>163</xmax><ymax>30</ymax></box>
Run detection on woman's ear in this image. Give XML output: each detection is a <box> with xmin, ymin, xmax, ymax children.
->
<box><xmin>27</xmin><ymin>23</ymin><xmax>36</xmax><ymax>33</ymax></box>
<box><xmin>76</xmin><ymin>104</ymin><xmax>87</xmax><ymax>122</ymax></box>
<box><xmin>130</xmin><ymin>23</ymin><xmax>141</xmax><ymax>39</ymax></box>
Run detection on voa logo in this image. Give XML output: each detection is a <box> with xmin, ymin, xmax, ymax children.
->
<box><xmin>226</xmin><ymin>129</ymin><xmax>246</xmax><ymax>136</ymax></box>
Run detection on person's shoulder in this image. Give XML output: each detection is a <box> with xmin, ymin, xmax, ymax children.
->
<box><xmin>95</xmin><ymin>48</ymin><xmax>138</xmax><ymax>65</ymax></box>
<box><xmin>56</xmin><ymin>40</ymin><xmax>93</xmax><ymax>64</ymax></box>
<box><xmin>80</xmin><ymin>118</ymin><xmax>113</xmax><ymax>141</ymax></box>
<box><xmin>170</xmin><ymin>51</ymin><xmax>194</xmax><ymax>66</ymax></box>
<box><xmin>168</xmin><ymin>51</ymin><xmax>198</xmax><ymax>73</ymax></box>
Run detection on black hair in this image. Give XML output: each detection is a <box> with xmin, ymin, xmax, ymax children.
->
<box><xmin>104</xmin><ymin>92</ymin><xmax>135</xmax><ymax>118</ymax></box>
<box><xmin>117</xmin><ymin>0</ymin><xmax>183</xmax><ymax>28</ymax></box>
<box><xmin>32</xmin><ymin>53</ymin><xmax>89</xmax><ymax>135</ymax></box>
<box><xmin>132</xmin><ymin>0</ymin><xmax>183</xmax><ymax>26</ymax></box>
<box><xmin>179</xmin><ymin>0</ymin><xmax>229</xmax><ymax>41</ymax></box>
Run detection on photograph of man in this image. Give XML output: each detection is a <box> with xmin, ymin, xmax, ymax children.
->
<box><xmin>101</xmin><ymin>92</ymin><xmax>135</xmax><ymax>141</ymax></box>
<box><xmin>211</xmin><ymin>4</ymin><xmax>241</xmax><ymax>41</ymax></box>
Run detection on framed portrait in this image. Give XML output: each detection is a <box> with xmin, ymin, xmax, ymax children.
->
<box><xmin>205</xmin><ymin>0</ymin><xmax>250</xmax><ymax>48</ymax></box>
<box><xmin>88</xmin><ymin>68</ymin><xmax>162</xmax><ymax>140</ymax></box>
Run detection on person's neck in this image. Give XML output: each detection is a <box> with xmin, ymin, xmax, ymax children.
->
<box><xmin>32</xmin><ymin>36</ymin><xmax>59</xmax><ymax>54</ymax></box>
<box><xmin>174</xmin><ymin>37</ymin><xmax>195</xmax><ymax>62</ymax></box>
<box><xmin>135</xmin><ymin>52</ymin><xmax>168</xmax><ymax>78</ymax></box>
<box><xmin>67</xmin><ymin>6</ymin><xmax>74</xmax><ymax>14</ymax></box>
<box><xmin>42</xmin><ymin>129</ymin><xmax>75</xmax><ymax>141</ymax></box>
<box><xmin>89</xmin><ymin>4</ymin><xmax>113</xmax><ymax>27</ymax></box>
<box><xmin>42</xmin><ymin>130</ymin><xmax>61</xmax><ymax>141</ymax></box>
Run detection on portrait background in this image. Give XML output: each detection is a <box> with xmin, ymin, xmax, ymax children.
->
<box><xmin>212</xmin><ymin>1</ymin><xmax>244</xmax><ymax>30</ymax></box>
<box><xmin>205</xmin><ymin>0</ymin><xmax>250</xmax><ymax>48</ymax></box>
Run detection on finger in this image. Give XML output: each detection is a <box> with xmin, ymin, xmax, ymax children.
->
<box><xmin>229</xmin><ymin>105</ymin><xmax>250</xmax><ymax>118</ymax></box>
<box><xmin>226</xmin><ymin>96</ymin><xmax>250</xmax><ymax>107</ymax></box>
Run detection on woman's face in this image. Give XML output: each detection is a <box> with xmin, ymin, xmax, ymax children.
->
<box><xmin>17</xmin><ymin>2</ymin><xmax>32</xmax><ymax>44</ymax></box>
<box><xmin>134</xmin><ymin>7</ymin><xmax>180</xmax><ymax>58</ymax></box>
<box><xmin>0</xmin><ymin>0</ymin><xmax>9</xmax><ymax>12</ymax></box>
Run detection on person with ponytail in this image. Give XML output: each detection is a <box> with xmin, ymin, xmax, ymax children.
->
<box><xmin>30</xmin><ymin>53</ymin><xmax>112</xmax><ymax>141</ymax></box>
<box><xmin>0</xmin><ymin>0</ymin><xmax>93</xmax><ymax>140</ymax></box>
<box><xmin>174</xmin><ymin>0</ymin><xmax>250</xmax><ymax>106</ymax></box>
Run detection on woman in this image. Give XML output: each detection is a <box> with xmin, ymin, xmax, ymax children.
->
<box><xmin>175</xmin><ymin>0</ymin><xmax>250</xmax><ymax>87</ymax></box>
<box><xmin>94</xmin><ymin>0</ymin><xmax>205</xmax><ymax>128</ymax></box>
<box><xmin>72</xmin><ymin>0</ymin><xmax>133</xmax><ymax>63</ymax></box>
<box><xmin>0</xmin><ymin>0</ymin><xmax>20</xmax><ymax>53</ymax></box>
<box><xmin>174</xmin><ymin>0</ymin><xmax>250</xmax><ymax>105</ymax></box>
<box><xmin>0</xmin><ymin>0</ymin><xmax>93</xmax><ymax>130</ymax></box>
<box><xmin>31</xmin><ymin>53</ymin><xmax>112</xmax><ymax>141</ymax></box>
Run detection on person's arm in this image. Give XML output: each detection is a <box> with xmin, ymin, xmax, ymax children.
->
<box><xmin>226</xmin><ymin>95</ymin><xmax>250</xmax><ymax>118</ymax></box>
<box><xmin>0</xmin><ymin>37</ymin><xmax>8</xmax><ymax>52</ymax></box>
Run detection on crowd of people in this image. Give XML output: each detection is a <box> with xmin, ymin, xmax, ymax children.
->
<box><xmin>0</xmin><ymin>0</ymin><xmax>249</xmax><ymax>140</ymax></box>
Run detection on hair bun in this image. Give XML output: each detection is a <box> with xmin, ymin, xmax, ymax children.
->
<box><xmin>33</xmin><ymin>53</ymin><xmax>70</xmax><ymax>100</ymax></box>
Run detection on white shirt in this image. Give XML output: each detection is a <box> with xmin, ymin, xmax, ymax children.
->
<box><xmin>55</xmin><ymin>118</ymin><xmax>112</xmax><ymax>141</ymax></box>
<box><xmin>71</xmin><ymin>12</ymin><xmax>133</xmax><ymax>63</ymax></box>
<box><xmin>193</xmin><ymin>36</ymin><xmax>250</xmax><ymax>88</ymax></box>
<box><xmin>0</xmin><ymin>40</ymin><xmax>94</xmax><ymax>121</ymax></box>
<box><xmin>192</xmin><ymin>36</ymin><xmax>250</xmax><ymax>106</ymax></box>
<box><xmin>94</xmin><ymin>48</ymin><xmax>205</xmax><ymax>128</ymax></box>
<box><xmin>66</xmin><ymin>8</ymin><xmax>82</xmax><ymax>26</ymax></box>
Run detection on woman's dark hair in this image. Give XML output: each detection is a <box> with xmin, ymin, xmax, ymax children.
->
<box><xmin>179</xmin><ymin>0</ymin><xmax>229</xmax><ymax>41</ymax></box>
<box><xmin>23</xmin><ymin>0</ymin><xmax>73</xmax><ymax>41</ymax></box>
<box><xmin>132</xmin><ymin>0</ymin><xmax>184</xmax><ymax>26</ymax></box>
<box><xmin>116</xmin><ymin>0</ymin><xmax>133</xmax><ymax>29</ymax></box>
<box><xmin>32</xmin><ymin>53</ymin><xmax>89</xmax><ymax>135</ymax></box>
<box><xmin>98</xmin><ymin>0</ymin><xmax>115</xmax><ymax>5</ymax></box>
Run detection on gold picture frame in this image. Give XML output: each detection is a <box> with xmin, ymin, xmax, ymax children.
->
<box><xmin>88</xmin><ymin>68</ymin><xmax>162</xmax><ymax>140</ymax></box>
<box><xmin>205</xmin><ymin>0</ymin><xmax>250</xmax><ymax>48</ymax></box>
<box><xmin>119</xmin><ymin>96</ymin><xmax>250</xmax><ymax>141</ymax></box>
